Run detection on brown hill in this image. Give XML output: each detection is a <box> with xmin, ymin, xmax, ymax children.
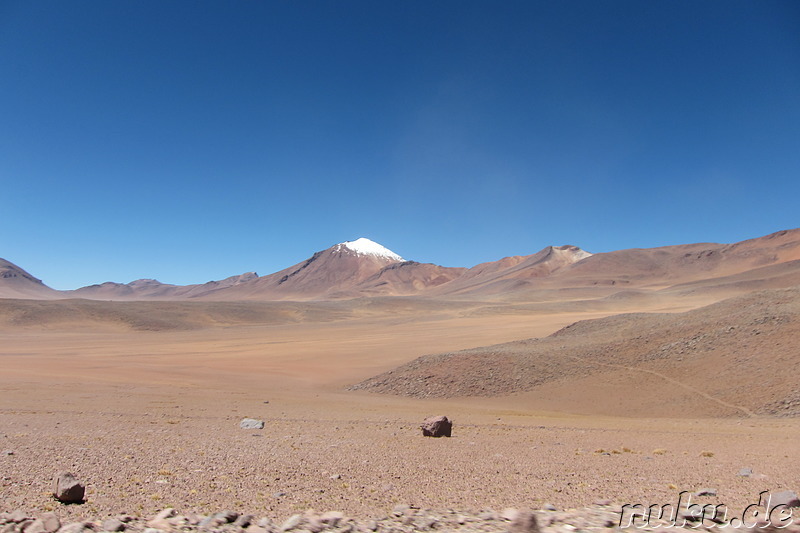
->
<box><xmin>0</xmin><ymin>258</ymin><xmax>59</xmax><ymax>299</ymax></box>
<box><xmin>0</xmin><ymin>297</ymin><xmax>353</xmax><ymax>331</ymax></box>
<box><xmin>431</xmin><ymin>245</ymin><xmax>592</xmax><ymax>297</ymax></box>
<box><xmin>351</xmin><ymin>285</ymin><xmax>800</xmax><ymax>417</ymax></box>
<box><xmin>69</xmin><ymin>272</ymin><xmax>258</xmax><ymax>300</ymax></box>
<box><xmin>349</xmin><ymin>261</ymin><xmax>467</xmax><ymax>297</ymax></box>
<box><xmin>549</xmin><ymin>228</ymin><xmax>800</xmax><ymax>289</ymax></box>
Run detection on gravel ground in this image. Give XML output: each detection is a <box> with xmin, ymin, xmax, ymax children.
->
<box><xmin>2</xmin><ymin>383</ymin><xmax>799</xmax><ymax>526</ymax></box>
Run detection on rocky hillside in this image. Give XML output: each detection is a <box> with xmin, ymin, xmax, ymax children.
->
<box><xmin>351</xmin><ymin>286</ymin><xmax>800</xmax><ymax>417</ymax></box>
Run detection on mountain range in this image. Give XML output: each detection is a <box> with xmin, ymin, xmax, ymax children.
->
<box><xmin>1</xmin><ymin>230</ymin><xmax>799</xmax><ymax>301</ymax></box>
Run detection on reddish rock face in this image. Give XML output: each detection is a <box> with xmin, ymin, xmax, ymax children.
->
<box><xmin>421</xmin><ymin>415</ymin><xmax>452</xmax><ymax>437</ymax></box>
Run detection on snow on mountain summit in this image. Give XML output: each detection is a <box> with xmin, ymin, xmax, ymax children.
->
<box><xmin>334</xmin><ymin>238</ymin><xmax>405</xmax><ymax>262</ymax></box>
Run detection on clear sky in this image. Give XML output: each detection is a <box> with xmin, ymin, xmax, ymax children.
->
<box><xmin>1</xmin><ymin>1</ymin><xmax>798</xmax><ymax>289</ymax></box>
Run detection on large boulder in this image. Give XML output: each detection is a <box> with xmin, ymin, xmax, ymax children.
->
<box><xmin>421</xmin><ymin>415</ymin><xmax>452</xmax><ymax>437</ymax></box>
<box><xmin>52</xmin><ymin>472</ymin><xmax>85</xmax><ymax>504</ymax></box>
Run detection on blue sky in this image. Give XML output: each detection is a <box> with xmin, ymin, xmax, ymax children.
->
<box><xmin>1</xmin><ymin>1</ymin><xmax>798</xmax><ymax>289</ymax></box>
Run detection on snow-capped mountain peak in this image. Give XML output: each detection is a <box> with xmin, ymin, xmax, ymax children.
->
<box><xmin>333</xmin><ymin>238</ymin><xmax>404</xmax><ymax>262</ymax></box>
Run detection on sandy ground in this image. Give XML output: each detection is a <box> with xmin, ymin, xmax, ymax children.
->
<box><xmin>2</xmin><ymin>298</ymin><xmax>798</xmax><ymax>523</ymax></box>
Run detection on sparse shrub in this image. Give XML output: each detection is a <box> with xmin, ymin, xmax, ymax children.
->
<box><xmin>653</xmin><ymin>449</ymin><xmax>667</xmax><ymax>455</ymax></box>
<box><xmin>700</xmin><ymin>451</ymin><xmax>715</xmax><ymax>457</ymax></box>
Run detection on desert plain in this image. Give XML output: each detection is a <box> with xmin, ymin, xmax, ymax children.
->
<box><xmin>2</xmin><ymin>231</ymin><xmax>800</xmax><ymax>530</ymax></box>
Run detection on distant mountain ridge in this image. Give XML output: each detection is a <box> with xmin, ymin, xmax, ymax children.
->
<box><xmin>1</xmin><ymin>229</ymin><xmax>799</xmax><ymax>301</ymax></box>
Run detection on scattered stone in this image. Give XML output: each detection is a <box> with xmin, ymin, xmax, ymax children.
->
<box><xmin>329</xmin><ymin>474</ymin><xmax>341</xmax><ymax>480</ymax></box>
<box><xmin>26</xmin><ymin>520</ymin><xmax>48</xmax><ymax>533</ymax></box>
<box><xmin>256</xmin><ymin>518</ymin><xmax>275</xmax><ymax>529</ymax></box>
<box><xmin>543</xmin><ymin>503</ymin><xmax>557</xmax><ymax>511</ymax></box>
<box><xmin>280</xmin><ymin>514</ymin><xmax>303</xmax><ymax>532</ymax></box>
<box><xmin>420</xmin><ymin>415</ymin><xmax>452</xmax><ymax>437</ymax></box>
<box><xmin>500</xmin><ymin>508</ymin><xmax>519</xmax><ymax>521</ymax></box>
<box><xmin>58</xmin><ymin>522</ymin><xmax>89</xmax><ymax>533</ymax></box>
<box><xmin>147</xmin><ymin>509</ymin><xmax>175</xmax><ymax>530</ymax></box>
<box><xmin>240</xmin><ymin>418</ymin><xmax>265</xmax><ymax>429</ymax></box>
<box><xmin>215</xmin><ymin>511</ymin><xmax>239</xmax><ymax>524</ymax></box>
<box><xmin>319</xmin><ymin>512</ymin><xmax>343</xmax><ymax>527</ymax></box>
<box><xmin>391</xmin><ymin>505</ymin><xmax>410</xmax><ymax>517</ymax></box>
<box><xmin>36</xmin><ymin>513</ymin><xmax>60</xmax><ymax>533</ymax></box>
<box><xmin>770</xmin><ymin>490</ymin><xmax>800</xmax><ymax>508</ymax></box>
<box><xmin>509</xmin><ymin>511</ymin><xmax>539</xmax><ymax>533</ymax></box>
<box><xmin>234</xmin><ymin>515</ymin><xmax>253</xmax><ymax>528</ymax></box>
<box><xmin>738</xmin><ymin>467</ymin><xmax>753</xmax><ymax>477</ymax></box>
<box><xmin>695</xmin><ymin>487</ymin><xmax>718</xmax><ymax>497</ymax></box>
<box><xmin>2</xmin><ymin>450</ymin><xmax>12</xmax><ymax>456</ymax></box>
<box><xmin>53</xmin><ymin>471</ymin><xmax>86</xmax><ymax>504</ymax></box>
<box><xmin>101</xmin><ymin>519</ymin><xmax>125</xmax><ymax>532</ymax></box>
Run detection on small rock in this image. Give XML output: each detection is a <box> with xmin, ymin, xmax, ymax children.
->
<box><xmin>415</xmin><ymin>517</ymin><xmax>438</xmax><ymax>529</ymax></box>
<box><xmin>280</xmin><ymin>514</ymin><xmax>303</xmax><ymax>532</ymax></box>
<box><xmin>319</xmin><ymin>512</ymin><xmax>343</xmax><ymax>527</ymax></box>
<box><xmin>392</xmin><ymin>505</ymin><xmax>410</xmax><ymax>517</ymax></box>
<box><xmin>770</xmin><ymin>490</ymin><xmax>800</xmax><ymax>508</ymax></box>
<box><xmin>53</xmin><ymin>472</ymin><xmax>86</xmax><ymax>504</ymax></box>
<box><xmin>256</xmin><ymin>518</ymin><xmax>275</xmax><ymax>529</ymax></box>
<box><xmin>101</xmin><ymin>519</ymin><xmax>125</xmax><ymax>532</ymax></box>
<box><xmin>152</xmin><ymin>510</ymin><xmax>175</xmax><ymax>522</ymax></box>
<box><xmin>240</xmin><ymin>418</ymin><xmax>265</xmax><ymax>429</ymax></box>
<box><xmin>147</xmin><ymin>509</ymin><xmax>175</xmax><ymax>530</ymax></box>
<box><xmin>420</xmin><ymin>415</ymin><xmax>452</xmax><ymax>437</ymax></box>
<box><xmin>501</xmin><ymin>508</ymin><xmax>519</xmax><ymax>521</ymax></box>
<box><xmin>197</xmin><ymin>515</ymin><xmax>218</xmax><ymax>529</ymax></box>
<box><xmin>216</xmin><ymin>511</ymin><xmax>239</xmax><ymax>524</ymax></box>
<box><xmin>509</xmin><ymin>511</ymin><xmax>539</xmax><ymax>533</ymax></box>
<box><xmin>695</xmin><ymin>488</ymin><xmax>718</xmax><ymax>497</ymax></box>
<box><xmin>26</xmin><ymin>520</ymin><xmax>48</xmax><ymax>533</ymax></box>
<box><xmin>738</xmin><ymin>468</ymin><xmax>753</xmax><ymax>477</ymax></box>
<box><xmin>58</xmin><ymin>522</ymin><xmax>88</xmax><ymax>533</ymax></box>
<box><xmin>2</xmin><ymin>450</ymin><xmax>12</xmax><ymax>456</ymax></box>
<box><xmin>234</xmin><ymin>515</ymin><xmax>253</xmax><ymax>528</ymax></box>
<box><xmin>543</xmin><ymin>504</ymin><xmax>557</xmax><ymax>511</ymax></box>
<box><xmin>40</xmin><ymin>513</ymin><xmax>61</xmax><ymax>533</ymax></box>
<box><xmin>593</xmin><ymin>499</ymin><xmax>612</xmax><ymax>506</ymax></box>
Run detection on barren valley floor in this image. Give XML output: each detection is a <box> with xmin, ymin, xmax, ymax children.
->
<box><xmin>1</xmin><ymin>296</ymin><xmax>798</xmax><ymax>523</ymax></box>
